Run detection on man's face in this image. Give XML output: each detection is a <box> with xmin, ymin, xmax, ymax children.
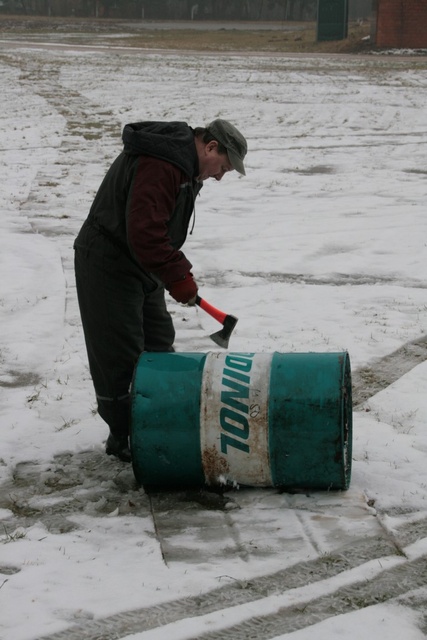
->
<box><xmin>198</xmin><ymin>141</ymin><xmax>233</xmax><ymax>182</ymax></box>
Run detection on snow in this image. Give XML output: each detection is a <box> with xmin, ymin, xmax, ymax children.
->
<box><xmin>0</xmin><ymin>41</ymin><xmax>427</xmax><ymax>640</ymax></box>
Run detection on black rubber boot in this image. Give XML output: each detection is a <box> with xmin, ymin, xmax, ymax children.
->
<box><xmin>105</xmin><ymin>433</ymin><xmax>131</xmax><ymax>463</ymax></box>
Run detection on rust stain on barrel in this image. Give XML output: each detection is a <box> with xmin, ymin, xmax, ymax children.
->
<box><xmin>202</xmin><ymin>445</ymin><xmax>230</xmax><ymax>485</ymax></box>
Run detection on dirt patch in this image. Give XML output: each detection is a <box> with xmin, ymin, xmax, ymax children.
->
<box><xmin>0</xmin><ymin>15</ymin><xmax>375</xmax><ymax>54</ymax></box>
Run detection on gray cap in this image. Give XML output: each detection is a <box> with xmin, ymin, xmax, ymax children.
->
<box><xmin>206</xmin><ymin>119</ymin><xmax>247</xmax><ymax>175</ymax></box>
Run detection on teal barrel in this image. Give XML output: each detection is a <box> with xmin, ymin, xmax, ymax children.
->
<box><xmin>130</xmin><ymin>351</ymin><xmax>352</xmax><ymax>491</ymax></box>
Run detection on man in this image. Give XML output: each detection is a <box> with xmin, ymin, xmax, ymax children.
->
<box><xmin>74</xmin><ymin>119</ymin><xmax>247</xmax><ymax>462</ymax></box>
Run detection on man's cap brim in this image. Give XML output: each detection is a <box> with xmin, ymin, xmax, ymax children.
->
<box><xmin>228</xmin><ymin>149</ymin><xmax>246</xmax><ymax>176</ymax></box>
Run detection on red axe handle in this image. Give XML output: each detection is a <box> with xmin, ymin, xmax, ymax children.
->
<box><xmin>195</xmin><ymin>295</ymin><xmax>227</xmax><ymax>325</ymax></box>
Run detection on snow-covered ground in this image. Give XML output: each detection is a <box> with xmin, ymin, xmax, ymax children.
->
<box><xmin>0</xmin><ymin>40</ymin><xmax>426</xmax><ymax>640</ymax></box>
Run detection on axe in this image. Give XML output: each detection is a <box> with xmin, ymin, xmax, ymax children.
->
<box><xmin>195</xmin><ymin>295</ymin><xmax>238</xmax><ymax>349</ymax></box>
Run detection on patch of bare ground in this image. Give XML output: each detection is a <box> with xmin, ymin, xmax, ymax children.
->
<box><xmin>119</xmin><ymin>26</ymin><xmax>374</xmax><ymax>54</ymax></box>
<box><xmin>0</xmin><ymin>15</ymin><xmax>376</xmax><ymax>54</ymax></box>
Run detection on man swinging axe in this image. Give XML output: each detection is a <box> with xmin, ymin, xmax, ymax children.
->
<box><xmin>74</xmin><ymin>118</ymin><xmax>248</xmax><ymax>462</ymax></box>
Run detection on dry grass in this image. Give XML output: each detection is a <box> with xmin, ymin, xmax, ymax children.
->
<box><xmin>0</xmin><ymin>15</ymin><xmax>374</xmax><ymax>54</ymax></box>
<box><xmin>119</xmin><ymin>26</ymin><xmax>373</xmax><ymax>54</ymax></box>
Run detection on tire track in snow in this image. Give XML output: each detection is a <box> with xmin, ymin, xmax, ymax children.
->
<box><xmin>34</xmin><ymin>533</ymin><xmax>427</xmax><ymax>640</ymax></box>
<box><xmin>164</xmin><ymin>556</ymin><xmax>427</xmax><ymax>640</ymax></box>
<box><xmin>351</xmin><ymin>333</ymin><xmax>427</xmax><ymax>406</ymax></box>
<box><xmin>6</xmin><ymin>53</ymin><xmax>121</xmax><ymax>355</ymax></box>
<box><xmin>16</xmin><ymin>55</ymin><xmax>119</xmax><ymax>236</ymax></box>
<box><xmin>239</xmin><ymin>270</ymin><xmax>427</xmax><ymax>289</ymax></box>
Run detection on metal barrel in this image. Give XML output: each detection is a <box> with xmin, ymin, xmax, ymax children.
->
<box><xmin>130</xmin><ymin>351</ymin><xmax>352</xmax><ymax>491</ymax></box>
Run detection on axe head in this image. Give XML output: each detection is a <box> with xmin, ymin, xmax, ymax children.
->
<box><xmin>209</xmin><ymin>314</ymin><xmax>238</xmax><ymax>349</ymax></box>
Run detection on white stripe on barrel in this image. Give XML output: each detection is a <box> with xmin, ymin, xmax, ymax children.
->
<box><xmin>200</xmin><ymin>352</ymin><xmax>273</xmax><ymax>487</ymax></box>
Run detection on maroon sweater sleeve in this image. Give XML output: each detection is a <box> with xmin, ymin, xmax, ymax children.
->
<box><xmin>126</xmin><ymin>156</ymin><xmax>193</xmax><ymax>284</ymax></box>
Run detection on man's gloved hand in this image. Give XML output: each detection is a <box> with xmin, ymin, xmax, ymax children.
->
<box><xmin>166</xmin><ymin>273</ymin><xmax>198</xmax><ymax>305</ymax></box>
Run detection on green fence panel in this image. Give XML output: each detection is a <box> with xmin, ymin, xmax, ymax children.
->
<box><xmin>317</xmin><ymin>0</ymin><xmax>349</xmax><ymax>41</ymax></box>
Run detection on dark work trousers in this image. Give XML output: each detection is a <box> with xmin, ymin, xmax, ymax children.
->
<box><xmin>74</xmin><ymin>224</ymin><xmax>175</xmax><ymax>440</ymax></box>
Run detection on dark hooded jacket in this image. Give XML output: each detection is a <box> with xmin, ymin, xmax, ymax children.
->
<box><xmin>74</xmin><ymin>121</ymin><xmax>203</xmax><ymax>284</ymax></box>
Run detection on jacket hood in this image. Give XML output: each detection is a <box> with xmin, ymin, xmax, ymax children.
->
<box><xmin>122</xmin><ymin>121</ymin><xmax>198</xmax><ymax>178</ymax></box>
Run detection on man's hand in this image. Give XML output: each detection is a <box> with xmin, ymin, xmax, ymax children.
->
<box><xmin>166</xmin><ymin>273</ymin><xmax>198</xmax><ymax>305</ymax></box>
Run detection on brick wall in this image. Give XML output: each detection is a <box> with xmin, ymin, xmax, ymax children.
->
<box><xmin>376</xmin><ymin>0</ymin><xmax>427</xmax><ymax>48</ymax></box>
